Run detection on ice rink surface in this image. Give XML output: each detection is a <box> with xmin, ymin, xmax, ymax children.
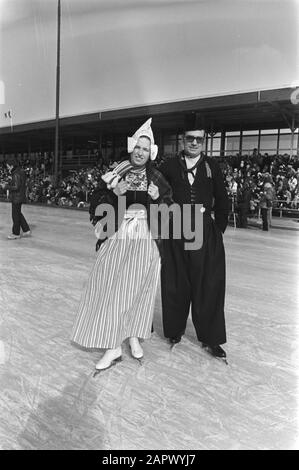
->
<box><xmin>0</xmin><ymin>202</ymin><xmax>298</xmax><ymax>450</ymax></box>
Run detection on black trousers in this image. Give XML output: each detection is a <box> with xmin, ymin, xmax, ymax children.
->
<box><xmin>12</xmin><ymin>203</ymin><xmax>30</xmax><ymax>235</ymax></box>
<box><xmin>161</xmin><ymin>217</ymin><xmax>226</xmax><ymax>346</ymax></box>
<box><xmin>261</xmin><ymin>208</ymin><xmax>269</xmax><ymax>231</ymax></box>
<box><xmin>237</xmin><ymin>205</ymin><xmax>248</xmax><ymax>228</ymax></box>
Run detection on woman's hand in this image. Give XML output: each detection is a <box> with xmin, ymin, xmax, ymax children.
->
<box><xmin>113</xmin><ymin>180</ymin><xmax>128</xmax><ymax>196</ymax></box>
<box><xmin>148</xmin><ymin>181</ymin><xmax>159</xmax><ymax>200</ymax></box>
<box><xmin>94</xmin><ymin>221</ymin><xmax>103</xmax><ymax>239</ymax></box>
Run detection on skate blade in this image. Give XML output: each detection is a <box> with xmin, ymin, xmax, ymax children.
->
<box><xmin>203</xmin><ymin>347</ymin><xmax>228</xmax><ymax>365</ymax></box>
<box><xmin>215</xmin><ymin>356</ymin><xmax>228</xmax><ymax>365</ymax></box>
<box><xmin>134</xmin><ymin>357</ymin><xmax>144</xmax><ymax>366</ymax></box>
<box><xmin>93</xmin><ymin>356</ymin><xmax>122</xmax><ymax>377</ymax></box>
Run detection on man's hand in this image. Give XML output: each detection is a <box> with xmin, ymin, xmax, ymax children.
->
<box><xmin>148</xmin><ymin>181</ymin><xmax>159</xmax><ymax>200</ymax></box>
<box><xmin>113</xmin><ymin>180</ymin><xmax>128</xmax><ymax>196</ymax></box>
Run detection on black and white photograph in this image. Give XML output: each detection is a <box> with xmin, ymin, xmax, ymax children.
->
<box><xmin>0</xmin><ymin>0</ymin><xmax>298</xmax><ymax>452</ymax></box>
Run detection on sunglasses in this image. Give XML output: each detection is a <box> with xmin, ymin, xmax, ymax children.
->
<box><xmin>185</xmin><ymin>135</ymin><xmax>205</xmax><ymax>144</ymax></box>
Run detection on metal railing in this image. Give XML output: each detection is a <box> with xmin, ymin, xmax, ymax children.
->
<box><xmin>272</xmin><ymin>200</ymin><xmax>299</xmax><ymax>217</ymax></box>
<box><xmin>61</xmin><ymin>154</ymin><xmax>98</xmax><ymax>168</ymax></box>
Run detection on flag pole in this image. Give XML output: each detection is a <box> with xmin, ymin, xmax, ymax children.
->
<box><xmin>54</xmin><ymin>0</ymin><xmax>61</xmax><ymax>185</ymax></box>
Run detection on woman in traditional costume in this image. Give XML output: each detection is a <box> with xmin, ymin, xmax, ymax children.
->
<box><xmin>71</xmin><ymin>119</ymin><xmax>172</xmax><ymax>375</ymax></box>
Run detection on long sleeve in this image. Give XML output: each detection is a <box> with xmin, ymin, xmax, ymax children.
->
<box><xmin>89</xmin><ymin>180</ymin><xmax>117</xmax><ymax>225</ymax></box>
<box><xmin>157</xmin><ymin>161</ymin><xmax>171</xmax><ymax>185</ymax></box>
<box><xmin>147</xmin><ymin>165</ymin><xmax>173</xmax><ymax>207</ymax></box>
<box><xmin>211</xmin><ymin>160</ymin><xmax>229</xmax><ymax>233</ymax></box>
<box><xmin>6</xmin><ymin>173</ymin><xmax>21</xmax><ymax>192</ymax></box>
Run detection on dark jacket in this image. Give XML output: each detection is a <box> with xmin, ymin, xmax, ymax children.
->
<box><xmin>237</xmin><ymin>186</ymin><xmax>252</xmax><ymax>209</ymax></box>
<box><xmin>5</xmin><ymin>166</ymin><xmax>27</xmax><ymax>203</ymax></box>
<box><xmin>259</xmin><ymin>184</ymin><xmax>275</xmax><ymax>209</ymax></box>
<box><xmin>158</xmin><ymin>152</ymin><xmax>229</xmax><ymax>233</ymax></box>
<box><xmin>89</xmin><ymin>162</ymin><xmax>173</xmax><ymax>252</ymax></box>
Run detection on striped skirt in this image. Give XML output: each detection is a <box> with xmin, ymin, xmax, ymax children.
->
<box><xmin>71</xmin><ymin>210</ymin><xmax>160</xmax><ymax>349</ymax></box>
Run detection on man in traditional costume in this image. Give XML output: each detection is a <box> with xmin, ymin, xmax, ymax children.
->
<box><xmin>159</xmin><ymin>115</ymin><xmax>229</xmax><ymax>361</ymax></box>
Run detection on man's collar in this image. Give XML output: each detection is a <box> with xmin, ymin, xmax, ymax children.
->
<box><xmin>180</xmin><ymin>150</ymin><xmax>205</xmax><ymax>159</ymax></box>
<box><xmin>184</xmin><ymin>154</ymin><xmax>202</xmax><ymax>166</ymax></box>
<box><xmin>178</xmin><ymin>151</ymin><xmax>204</xmax><ymax>174</ymax></box>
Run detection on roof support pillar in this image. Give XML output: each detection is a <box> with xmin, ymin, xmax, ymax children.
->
<box><xmin>220</xmin><ymin>130</ymin><xmax>225</xmax><ymax>158</ymax></box>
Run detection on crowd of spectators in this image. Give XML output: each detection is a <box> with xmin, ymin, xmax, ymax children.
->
<box><xmin>1</xmin><ymin>151</ymin><xmax>298</xmax><ymax>218</ymax></box>
<box><xmin>0</xmin><ymin>159</ymin><xmax>112</xmax><ymax>208</ymax></box>
<box><xmin>217</xmin><ymin>151</ymin><xmax>299</xmax><ymax>218</ymax></box>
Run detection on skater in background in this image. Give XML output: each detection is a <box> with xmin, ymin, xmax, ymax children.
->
<box><xmin>236</xmin><ymin>179</ymin><xmax>252</xmax><ymax>228</ymax></box>
<box><xmin>259</xmin><ymin>176</ymin><xmax>275</xmax><ymax>231</ymax></box>
<box><xmin>4</xmin><ymin>156</ymin><xmax>31</xmax><ymax>240</ymax></box>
